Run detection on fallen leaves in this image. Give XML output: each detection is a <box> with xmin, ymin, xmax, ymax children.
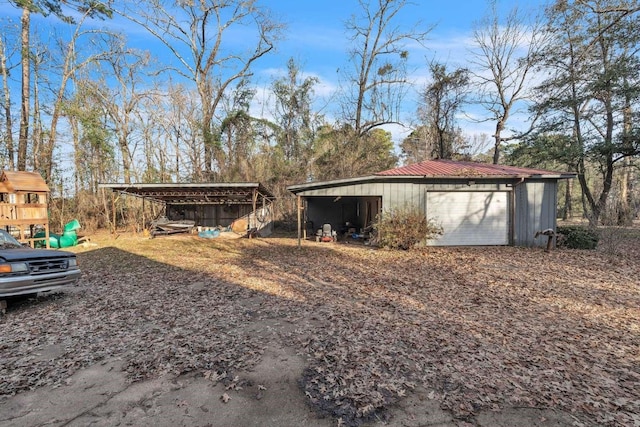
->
<box><xmin>0</xmin><ymin>231</ymin><xmax>639</xmax><ymax>427</ymax></box>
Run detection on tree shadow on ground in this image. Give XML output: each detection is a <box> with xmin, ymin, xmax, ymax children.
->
<box><xmin>2</xmin><ymin>235</ymin><xmax>637</xmax><ymax>426</ymax></box>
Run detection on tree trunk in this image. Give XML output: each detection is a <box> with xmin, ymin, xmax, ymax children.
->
<box><xmin>563</xmin><ymin>178</ymin><xmax>572</xmax><ymax>220</ymax></box>
<box><xmin>577</xmin><ymin>157</ymin><xmax>599</xmax><ymax>226</ymax></box>
<box><xmin>493</xmin><ymin>119</ymin><xmax>504</xmax><ymax>165</ymax></box>
<box><xmin>619</xmin><ymin>87</ymin><xmax>633</xmax><ymax>225</ymax></box>
<box><xmin>493</xmin><ymin>109</ymin><xmax>510</xmax><ymax>165</ymax></box>
<box><xmin>0</xmin><ymin>36</ymin><xmax>15</xmax><ymax>170</ymax></box>
<box><xmin>119</xmin><ymin>135</ymin><xmax>133</xmax><ymax>184</ymax></box>
<box><xmin>31</xmin><ymin>66</ymin><xmax>43</xmax><ymax>174</ymax></box>
<box><xmin>69</xmin><ymin>115</ymin><xmax>81</xmax><ymax>196</ymax></box>
<box><xmin>201</xmin><ymin>103</ymin><xmax>215</xmax><ymax>180</ymax></box>
<box><xmin>18</xmin><ymin>7</ymin><xmax>30</xmax><ymax>171</ymax></box>
<box><xmin>618</xmin><ymin>157</ymin><xmax>633</xmax><ymax>225</ymax></box>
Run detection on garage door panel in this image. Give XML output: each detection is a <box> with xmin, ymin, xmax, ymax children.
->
<box><xmin>426</xmin><ymin>191</ymin><xmax>509</xmax><ymax>246</ymax></box>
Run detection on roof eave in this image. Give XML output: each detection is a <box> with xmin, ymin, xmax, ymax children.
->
<box><xmin>98</xmin><ymin>182</ymin><xmax>264</xmax><ymax>189</ymax></box>
<box><xmin>288</xmin><ymin>172</ymin><xmax>577</xmax><ymax>193</ymax></box>
<box><xmin>98</xmin><ymin>182</ymin><xmax>276</xmax><ymax>201</ymax></box>
<box><xmin>377</xmin><ymin>173</ymin><xmax>576</xmax><ymax>179</ymax></box>
<box><xmin>287</xmin><ymin>175</ymin><xmax>379</xmax><ymax>193</ymax></box>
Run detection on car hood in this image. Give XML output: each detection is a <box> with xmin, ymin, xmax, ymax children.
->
<box><xmin>0</xmin><ymin>248</ymin><xmax>76</xmax><ymax>261</ymax></box>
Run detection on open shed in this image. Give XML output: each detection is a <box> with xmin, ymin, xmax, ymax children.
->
<box><xmin>99</xmin><ymin>182</ymin><xmax>275</xmax><ymax>236</ymax></box>
<box><xmin>288</xmin><ymin>159</ymin><xmax>575</xmax><ymax>247</ymax></box>
<box><xmin>0</xmin><ymin>170</ymin><xmax>51</xmax><ymax>248</ymax></box>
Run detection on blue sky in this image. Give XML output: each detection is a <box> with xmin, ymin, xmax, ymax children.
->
<box><xmin>252</xmin><ymin>0</ymin><xmax>549</xmax><ymax>146</ymax></box>
<box><xmin>263</xmin><ymin>0</ymin><xmax>545</xmax><ymax>70</ymax></box>
<box><xmin>3</xmin><ymin>0</ymin><xmax>550</xmax><ymax>150</ymax></box>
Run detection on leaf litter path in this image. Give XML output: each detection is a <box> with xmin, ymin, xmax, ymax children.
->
<box><xmin>1</xmin><ymin>233</ymin><xmax>638</xmax><ymax>426</ymax></box>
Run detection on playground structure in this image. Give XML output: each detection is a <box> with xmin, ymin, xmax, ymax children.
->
<box><xmin>34</xmin><ymin>219</ymin><xmax>81</xmax><ymax>248</ymax></box>
<box><xmin>0</xmin><ymin>170</ymin><xmax>51</xmax><ymax>248</ymax></box>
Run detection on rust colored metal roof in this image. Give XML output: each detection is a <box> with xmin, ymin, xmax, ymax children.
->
<box><xmin>1</xmin><ymin>170</ymin><xmax>50</xmax><ymax>192</ymax></box>
<box><xmin>288</xmin><ymin>160</ymin><xmax>575</xmax><ymax>194</ymax></box>
<box><xmin>375</xmin><ymin>159</ymin><xmax>570</xmax><ymax>178</ymax></box>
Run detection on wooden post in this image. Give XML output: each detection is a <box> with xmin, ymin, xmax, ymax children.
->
<box><xmin>252</xmin><ymin>189</ymin><xmax>258</xmax><ymax>231</ymax></box>
<box><xmin>297</xmin><ymin>195</ymin><xmax>301</xmax><ymax>248</ymax></box>
<box><xmin>111</xmin><ymin>191</ymin><xmax>116</xmax><ymax>235</ymax></box>
<box><xmin>545</xmin><ymin>234</ymin><xmax>554</xmax><ymax>252</ymax></box>
<box><xmin>303</xmin><ymin>199</ymin><xmax>307</xmax><ymax>241</ymax></box>
<box><xmin>44</xmin><ymin>220</ymin><xmax>50</xmax><ymax>249</ymax></box>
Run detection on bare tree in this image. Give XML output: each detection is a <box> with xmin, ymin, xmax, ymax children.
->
<box><xmin>88</xmin><ymin>36</ymin><xmax>152</xmax><ymax>184</ymax></box>
<box><xmin>116</xmin><ymin>0</ymin><xmax>283</xmax><ymax>180</ymax></box>
<box><xmin>419</xmin><ymin>62</ymin><xmax>469</xmax><ymax>159</ymax></box>
<box><xmin>8</xmin><ymin>0</ymin><xmax>111</xmax><ymax>171</ymax></box>
<box><xmin>342</xmin><ymin>0</ymin><xmax>431</xmax><ymax>136</ymax></box>
<box><xmin>136</xmin><ymin>90</ymin><xmax>173</xmax><ymax>183</ymax></box>
<box><xmin>17</xmin><ymin>7</ymin><xmax>29</xmax><ymax>170</ymax></box>
<box><xmin>154</xmin><ymin>84</ymin><xmax>205</xmax><ymax>182</ymax></box>
<box><xmin>470</xmin><ymin>1</ymin><xmax>545</xmax><ymax>164</ymax></box>
<box><xmin>0</xmin><ymin>26</ymin><xmax>17</xmax><ymax>170</ymax></box>
<box><xmin>30</xmin><ymin>43</ymin><xmax>44</xmax><ymax>173</ymax></box>
<box><xmin>64</xmin><ymin>79</ymin><xmax>115</xmax><ymax>194</ymax></box>
<box><xmin>38</xmin><ymin>12</ymin><xmax>119</xmax><ymax>182</ymax></box>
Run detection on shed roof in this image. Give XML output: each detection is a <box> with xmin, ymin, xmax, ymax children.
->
<box><xmin>1</xmin><ymin>170</ymin><xmax>50</xmax><ymax>193</ymax></box>
<box><xmin>288</xmin><ymin>159</ymin><xmax>575</xmax><ymax>194</ymax></box>
<box><xmin>98</xmin><ymin>182</ymin><xmax>275</xmax><ymax>205</ymax></box>
<box><xmin>376</xmin><ymin>159</ymin><xmax>574</xmax><ymax>178</ymax></box>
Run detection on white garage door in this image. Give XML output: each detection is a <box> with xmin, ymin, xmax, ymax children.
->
<box><xmin>426</xmin><ymin>191</ymin><xmax>509</xmax><ymax>246</ymax></box>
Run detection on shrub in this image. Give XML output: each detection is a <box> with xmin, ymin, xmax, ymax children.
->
<box><xmin>373</xmin><ymin>206</ymin><xmax>443</xmax><ymax>250</ymax></box>
<box><xmin>557</xmin><ymin>225</ymin><xmax>599</xmax><ymax>250</ymax></box>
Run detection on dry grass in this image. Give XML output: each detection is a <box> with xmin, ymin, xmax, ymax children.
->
<box><xmin>1</xmin><ymin>230</ymin><xmax>639</xmax><ymax>426</ymax></box>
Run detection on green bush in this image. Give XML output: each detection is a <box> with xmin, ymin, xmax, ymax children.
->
<box><xmin>557</xmin><ymin>225</ymin><xmax>599</xmax><ymax>250</ymax></box>
<box><xmin>373</xmin><ymin>206</ymin><xmax>443</xmax><ymax>250</ymax></box>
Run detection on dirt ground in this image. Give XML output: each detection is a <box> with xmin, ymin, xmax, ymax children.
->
<box><xmin>1</xmin><ymin>229</ymin><xmax>638</xmax><ymax>427</ymax></box>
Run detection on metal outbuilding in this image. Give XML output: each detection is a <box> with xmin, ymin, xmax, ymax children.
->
<box><xmin>98</xmin><ymin>182</ymin><xmax>275</xmax><ymax>236</ymax></box>
<box><xmin>287</xmin><ymin>159</ymin><xmax>576</xmax><ymax>247</ymax></box>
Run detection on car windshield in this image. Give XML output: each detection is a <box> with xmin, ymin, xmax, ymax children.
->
<box><xmin>0</xmin><ymin>230</ymin><xmax>24</xmax><ymax>249</ymax></box>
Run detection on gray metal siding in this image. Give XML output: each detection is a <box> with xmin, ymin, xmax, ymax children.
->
<box><xmin>298</xmin><ymin>181</ymin><xmax>509</xmax><ymax>210</ymax></box>
<box><xmin>298</xmin><ymin>178</ymin><xmax>559</xmax><ymax>247</ymax></box>
<box><xmin>514</xmin><ymin>180</ymin><xmax>558</xmax><ymax>247</ymax></box>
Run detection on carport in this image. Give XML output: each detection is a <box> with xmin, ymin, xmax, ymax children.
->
<box><xmin>98</xmin><ymin>182</ymin><xmax>275</xmax><ymax>236</ymax></box>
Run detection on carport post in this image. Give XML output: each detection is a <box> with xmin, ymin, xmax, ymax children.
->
<box><xmin>252</xmin><ymin>189</ymin><xmax>258</xmax><ymax>230</ymax></box>
<box><xmin>111</xmin><ymin>191</ymin><xmax>116</xmax><ymax>234</ymax></box>
<box><xmin>297</xmin><ymin>195</ymin><xmax>301</xmax><ymax>248</ymax></box>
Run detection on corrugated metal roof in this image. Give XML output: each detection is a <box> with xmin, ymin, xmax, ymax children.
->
<box><xmin>1</xmin><ymin>170</ymin><xmax>50</xmax><ymax>192</ymax></box>
<box><xmin>288</xmin><ymin>160</ymin><xmax>574</xmax><ymax>194</ymax></box>
<box><xmin>98</xmin><ymin>182</ymin><xmax>275</xmax><ymax>205</ymax></box>
<box><xmin>375</xmin><ymin>159</ymin><xmax>570</xmax><ymax>178</ymax></box>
